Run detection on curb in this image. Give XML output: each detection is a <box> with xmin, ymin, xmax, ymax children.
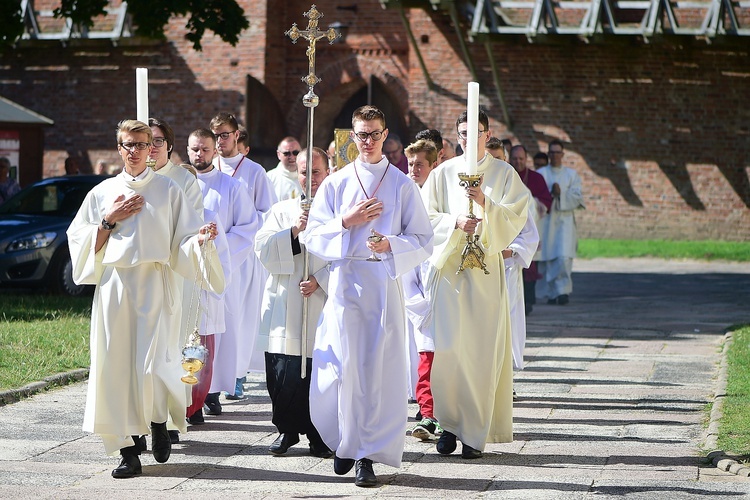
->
<box><xmin>0</xmin><ymin>368</ymin><xmax>89</xmax><ymax>407</ymax></box>
<box><xmin>704</xmin><ymin>331</ymin><xmax>750</xmax><ymax>477</ymax></box>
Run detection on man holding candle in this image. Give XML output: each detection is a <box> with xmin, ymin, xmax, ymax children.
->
<box><xmin>421</xmin><ymin>107</ymin><xmax>529</xmax><ymax>459</ymax></box>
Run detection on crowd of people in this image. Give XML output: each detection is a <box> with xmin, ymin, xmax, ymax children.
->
<box><xmin>67</xmin><ymin>106</ymin><xmax>584</xmax><ymax>487</ymax></box>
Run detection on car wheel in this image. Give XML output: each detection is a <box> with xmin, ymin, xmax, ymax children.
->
<box><xmin>51</xmin><ymin>249</ymin><xmax>89</xmax><ymax>297</ymax></box>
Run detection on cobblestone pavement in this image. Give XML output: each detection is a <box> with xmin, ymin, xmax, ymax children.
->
<box><xmin>0</xmin><ymin>258</ymin><xmax>749</xmax><ymax>499</ymax></box>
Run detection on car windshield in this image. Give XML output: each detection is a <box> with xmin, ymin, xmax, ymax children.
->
<box><xmin>0</xmin><ymin>181</ymin><xmax>93</xmax><ymax>217</ymax></box>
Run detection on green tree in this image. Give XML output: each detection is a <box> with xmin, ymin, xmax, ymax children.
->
<box><xmin>2</xmin><ymin>0</ymin><xmax>249</xmax><ymax>51</ymax></box>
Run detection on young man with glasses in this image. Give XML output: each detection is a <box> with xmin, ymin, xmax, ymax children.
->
<box><xmin>304</xmin><ymin>105</ymin><xmax>433</xmax><ymax>487</ymax></box>
<box><xmin>267</xmin><ymin>136</ymin><xmax>304</xmax><ymax>201</ymax></box>
<box><xmin>67</xmin><ymin>119</ymin><xmax>224</xmax><ymax>478</ymax></box>
<box><xmin>536</xmin><ymin>139</ymin><xmax>585</xmax><ymax>306</ymax></box>
<box><xmin>421</xmin><ymin>109</ymin><xmax>530</xmax><ymax>460</ymax></box>
<box><xmin>207</xmin><ymin>112</ymin><xmax>277</xmax><ymax>414</ymax></box>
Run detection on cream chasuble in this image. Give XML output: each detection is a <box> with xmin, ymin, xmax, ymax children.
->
<box><xmin>421</xmin><ymin>154</ymin><xmax>529</xmax><ymax>451</ymax></box>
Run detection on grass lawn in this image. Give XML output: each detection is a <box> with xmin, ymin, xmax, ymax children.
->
<box><xmin>579</xmin><ymin>239</ymin><xmax>750</xmax><ymax>261</ymax></box>
<box><xmin>719</xmin><ymin>325</ymin><xmax>750</xmax><ymax>458</ymax></box>
<box><xmin>0</xmin><ymin>294</ymin><xmax>91</xmax><ymax>391</ymax></box>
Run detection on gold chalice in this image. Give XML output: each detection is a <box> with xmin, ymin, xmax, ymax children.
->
<box><xmin>366</xmin><ymin>229</ymin><xmax>383</xmax><ymax>262</ymax></box>
<box><xmin>180</xmin><ymin>328</ymin><xmax>208</xmax><ymax>385</ymax></box>
<box><xmin>457</xmin><ymin>172</ymin><xmax>489</xmax><ymax>275</ymax></box>
<box><xmin>146</xmin><ymin>158</ymin><xmax>157</xmax><ymax>170</ymax></box>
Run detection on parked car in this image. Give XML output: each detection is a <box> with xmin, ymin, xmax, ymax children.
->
<box><xmin>0</xmin><ymin>175</ymin><xmax>108</xmax><ymax>296</ymax></box>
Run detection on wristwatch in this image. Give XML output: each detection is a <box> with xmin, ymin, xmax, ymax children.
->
<box><xmin>101</xmin><ymin>218</ymin><xmax>116</xmax><ymax>231</ymax></box>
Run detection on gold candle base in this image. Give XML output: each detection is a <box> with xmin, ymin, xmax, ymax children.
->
<box><xmin>457</xmin><ymin>173</ymin><xmax>489</xmax><ymax>275</ymax></box>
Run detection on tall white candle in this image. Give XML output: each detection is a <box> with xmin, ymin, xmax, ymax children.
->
<box><xmin>465</xmin><ymin>82</ymin><xmax>480</xmax><ymax>175</ymax></box>
<box><xmin>136</xmin><ymin>68</ymin><xmax>149</xmax><ymax>124</ymax></box>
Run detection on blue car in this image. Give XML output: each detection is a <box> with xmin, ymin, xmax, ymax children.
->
<box><xmin>0</xmin><ymin>175</ymin><xmax>108</xmax><ymax>296</ymax></box>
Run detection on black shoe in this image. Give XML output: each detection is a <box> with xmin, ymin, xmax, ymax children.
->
<box><xmin>134</xmin><ymin>435</ymin><xmax>147</xmax><ymax>453</ymax></box>
<box><xmin>112</xmin><ymin>454</ymin><xmax>142</xmax><ymax>478</ymax></box>
<box><xmin>547</xmin><ymin>298</ymin><xmax>557</xmax><ymax>305</ymax></box>
<box><xmin>204</xmin><ymin>392</ymin><xmax>222</xmax><ymax>416</ymax></box>
<box><xmin>436</xmin><ymin>431</ymin><xmax>457</xmax><ymax>455</ymax></box>
<box><xmin>355</xmin><ymin>458</ymin><xmax>377</xmax><ymax>487</ymax></box>
<box><xmin>557</xmin><ymin>294</ymin><xmax>569</xmax><ymax>305</ymax></box>
<box><xmin>309</xmin><ymin>438</ymin><xmax>333</xmax><ymax>458</ymax></box>
<box><xmin>415</xmin><ymin>410</ymin><xmax>422</xmax><ymax>421</ymax></box>
<box><xmin>525</xmin><ymin>304</ymin><xmax>533</xmax><ymax>315</ymax></box>
<box><xmin>269</xmin><ymin>433</ymin><xmax>300</xmax><ymax>455</ymax></box>
<box><xmin>151</xmin><ymin>421</ymin><xmax>171</xmax><ymax>463</ymax></box>
<box><xmin>187</xmin><ymin>408</ymin><xmax>205</xmax><ymax>425</ymax></box>
<box><xmin>461</xmin><ymin>443</ymin><xmax>483</xmax><ymax>459</ymax></box>
<box><xmin>333</xmin><ymin>455</ymin><xmax>355</xmax><ymax>475</ymax></box>
<box><xmin>168</xmin><ymin>430</ymin><xmax>180</xmax><ymax>444</ymax></box>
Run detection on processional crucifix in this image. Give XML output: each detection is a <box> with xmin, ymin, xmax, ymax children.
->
<box><xmin>285</xmin><ymin>5</ymin><xmax>340</xmax><ymax>378</ymax></box>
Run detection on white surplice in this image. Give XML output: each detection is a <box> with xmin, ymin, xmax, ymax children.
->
<box><xmin>256</xmin><ymin>197</ymin><xmax>329</xmax><ymax>356</ymax></box>
<box><xmin>504</xmin><ymin>215</ymin><xmax>539</xmax><ymax>370</ymax></box>
<box><xmin>67</xmin><ymin>169</ymin><xmax>225</xmax><ymax>455</ymax></box>
<box><xmin>422</xmin><ymin>154</ymin><xmax>529</xmax><ymax>451</ymax></box>
<box><xmin>196</xmin><ymin>167</ymin><xmax>259</xmax><ymax>393</ymax></box>
<box><xmin>305</xmin><ymin>157</ymin><xmax>433</xmax><ymax>468</ymax></box>
<box><xmin>536</xmin><ymin>165</ymin><xmax>584</xmax><ymax>299</ymax></box>
<box><xmin>215</xmin><ymin>154</ymin><xmax>277</xmax><ymax>373</ymax></box>
<box><xmin>267</xmin><ymin>162</ymin><xmax>302</xmax><ymax>202</ymax></box>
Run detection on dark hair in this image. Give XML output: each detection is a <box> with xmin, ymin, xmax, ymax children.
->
<box><xmin>238</xmin><ymin>126</ymin><xmax>250</xmax><ymax>146</ymax></box>
<box><xmin>510</xmin><ymin>145</ymin><xmax>528</xmax><ymax>155</ymax></box>
<box><xmin>149</xmin><ymin>117</ymin><xmax>175</xmax><ymax>158</ymax></box>
<box><xmin>188</xmin><ymin>128</ymin><xmax>216</xmax><ymax>143</ymax></box>
<box><xmin>534</xmin><ymin>152</ymin><xmax>549</xmax><ymax>163</ymax></box>
<box><xmin>486</xmin><ymin>137</ymin><xmax>504</xmax><ymax>150</ymax></box>
<box><xmin>548</xmin><ymin>139</ymin><xmax>565</xmax><ymax>151</ymax></box>
<box><xmin>415</xmin><ymin>129</ymin><xmax>444</xmax><ymax>151</ymax></box>
<box><xmin>209</xmin><ymin>112</ymin><xmax>239</xmax><ymax>131</ymax></box>
<box><xmin>456</xmin><ymin>109</ymin><xmax>489</xmax><ymax>131</ymax></box>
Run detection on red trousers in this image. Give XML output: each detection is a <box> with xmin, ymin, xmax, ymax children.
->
<box><xmin>415</xmin><ymin>351</ymin><xmax>434</xmax><ymax>419</ymax></box>
<box><xmin>186</xmin><ymin>334</ymin><xmax>215</xmax><ymax>417</ymax></box>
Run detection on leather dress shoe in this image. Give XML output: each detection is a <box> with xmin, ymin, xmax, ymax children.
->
<box><xmin>151</xmin><ymin>421</ymin><xmax>171</xmax><ymax>463</ymax></box>
<box><xmin>168</xmin><ymin>430</ymin><xmax>180</xmax><ymax>444</ymax></box>
<box><xmin>436</xmin><ymin>431</ymin><xmax>457</xmax><ymax>455</ymax></box>
<box><xmin>461</xmin><ymin>443</ymin><xmax>483</xmax><ymax>459</ymax></box>
<box><xmin>309</xmin><ymin>438</ymin><xmax>333</xmax><ymax>458</ymax></box>
<box><xmin>557</xmin><ymin>294</ymin><xmax>569</xmax><ymax>305</ymax></box>
<box><xmin>204</xmin><ymin>392</ymin><xmax>222</xmax><ymax>416</ymax></box>
<box><xmin>187</xmin><ymin>408</ymin><xmax>204</xmax><ymax>425</ymax></box>
<box><xmin>269</xmin><ymin>433</ymin><xmax>299</xmax><ymax>455</ymax></box>
<box><xmin>112</xmin><ymin>454</ymin><xmax>142</xmax><ymax>478</ymax></box>
<box><xmin>333</xmin><ymin>455</ymin><xmax>355</xmax><ymax>475</ymax></box>
<box><xmin>355</xmin><ymin>458</ymin><xmax>377</xmax><ymax>487</ymax></box>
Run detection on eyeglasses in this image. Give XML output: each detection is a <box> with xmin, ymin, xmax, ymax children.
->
<box><xmin>215</xmin><ymin>131</ymin><xmax>236</xmax><ymax>140</ymax></box>
<box><xmin>152</xmin><ymin>138</ymin><xmax>167</xmax><ymax>148</ymax></box>
<box><xmin>457</xmin><ymin>130</ymin><xmax>487</xmax><ymax>140</ymax></box>
<box><xmin>279</xmin><ymin>150</ymin><xmax>300</xmax><ymax>157</ymax></box>
<box><xmin>119</xmin><ymin>142</ymin><xmax>150</xmax><ymax>151</ymax></box>
<box><xmin>353</xmin><ymin>130</ymin><xmax>384</xmax><ymax>142</ymax></box>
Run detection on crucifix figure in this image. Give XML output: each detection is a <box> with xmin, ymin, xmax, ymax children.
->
<box><xmin>285</xmin><ymin>5</ymin><xmax>340</xmax><ymax>91</ymax></box>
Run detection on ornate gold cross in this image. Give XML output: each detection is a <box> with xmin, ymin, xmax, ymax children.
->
<box><xmin>285</xmin><ymin>5</ymin><xmax>340</xmax><ymax>91</ymax></box>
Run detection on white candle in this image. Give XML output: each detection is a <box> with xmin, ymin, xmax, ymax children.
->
<box><xmin>465</xmin><ymin>82</ymin><xmax>480</xmax><ymax>175</ymax></box>
<box><xmin>136</xmin><ymin>68</ymin><xmax>149</xmax><ymax>124</ymax></box>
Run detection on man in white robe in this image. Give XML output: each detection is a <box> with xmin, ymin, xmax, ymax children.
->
<box><xmin>503</xmin><ymin>215</ymin><xmax>540</xmax><ymax>372</ymax></box>
<box><xmin>148</xmin><ymin>117</ymin><xmax>205</xmax><ymax>442</ymax></box>
<box><xmin>188</xmin><ymin>127</ymin><xmax>259</xmax><ymax>418</ymax></box>
<box><xmin>306</xmin><ymin>106</ymin><xmax>433</xmax><ymax>488</ymax></box>
<box><xmin>422</xmin><ymin>109</ymin><xmax>529</xmax><ymax>459</ymax></box>
<box><xmin>266</xmin><ymin>136</ymin><xmax>303</xmax><ymax>201</ymax></box>
<box><xmin>66</xmin><ymin>120</ymin><xmax>224</xmax><ymax>478</ymax></box>
<box><xmin>256</xmin><ymin>147</ymin><xmax>332</xmax><ymax>458</ymax></box>
<box><xmin>209</xmin><ymin>112</ymin><xmax>276</xmax><ymax>407</ymax></box>
<box><xmin>536</xmin><ymin>140</ymin><xmax>585</xmax><ymax>305</ymax></box>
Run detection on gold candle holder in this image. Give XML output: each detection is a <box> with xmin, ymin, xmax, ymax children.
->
<box><xmin>457</xmin><ymin>172</ymin><xmax>489</xmax><ymax>275</ymax></box>
<box><xmin>180</xmin><ymin>328</ymin><xmax>208</xmax><ymax>385</ymax></box>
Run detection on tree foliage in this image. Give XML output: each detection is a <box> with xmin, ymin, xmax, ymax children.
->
<box><xmin>2</xmin><ymin>0</ymin><xmax>249</xmax><ymax>51</ymax></box>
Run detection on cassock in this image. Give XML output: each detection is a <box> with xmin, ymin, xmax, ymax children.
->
<box><xmin>67</xmin><ymin>169</ymin><xmax>225</xmax><ymax>456</ymax></box>
<box><xmin>197</xmin><ymin>167</ymin><xmax>259</xmax><ymax>392</ymax></box>
<box><xmin>256</xmin><ymin>197</ymin><xmax>329</xmax><ymax>435</ymax></box>
<box><xmin>536</xmin><ymin>165</ymin><xmax>584</xmax><ymax>299</ymax></box>
<box><xmin>267</xmin><ymin>162</ymin><xmax>303</xmax><ymax>201</ymax></box>
<box><xmin>305</xmin><ymin>157</ymin><xmax>433</xmax><ymax>468</ymax></box>
<box><xmin>421</xmin><ymin>153</ymin><xmax>529</xmax><ymax>451</ymax></box>
<box><xmin>504</xmin><ymin>215</ymin><xmax>539</xmax><ymax>370</ymax></box>
<box><xmin>215</xmin><ymin>153</ymin><xmax>277</xmax><ymax>373</ymax></box>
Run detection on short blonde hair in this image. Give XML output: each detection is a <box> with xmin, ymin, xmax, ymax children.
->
<box><xmin>116</xmin><ymin>119</ymin><xmax>153</xmax><ymax>144</ymax></box>
<box><xmin>404</xmin><ymin>139</ymin><xmax>438</xmax><ymax>165</ymax></box>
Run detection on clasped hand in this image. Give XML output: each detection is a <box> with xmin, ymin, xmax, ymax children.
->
<box><xmin>198</xmin><ymin>222</ymin><xmax>218</xmax><ymax>245</ymax></box>
<box><xmin>366</xmin><ymin>230</ymin><xmax>391</xmax><ymax>254</ymax></box>
<box><xmin>292</xmin><ymin>209</ymin><xmax>309</xmax><ymax>238</ymax></box>
<box><xmin>299</xmin><ymin>276</ymin><xmax>319</xmax><ymax>298</ymax></box>
<box><xmin>456</xmin><ymin>215</ymin><xmax>482</xmax><ymax>234</ymax></box>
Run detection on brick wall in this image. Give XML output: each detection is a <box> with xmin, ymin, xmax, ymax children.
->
<box><xmin>1</xmin><ymin>0</ymin><xmax>747</xmax><ymax>240</ymax></box>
